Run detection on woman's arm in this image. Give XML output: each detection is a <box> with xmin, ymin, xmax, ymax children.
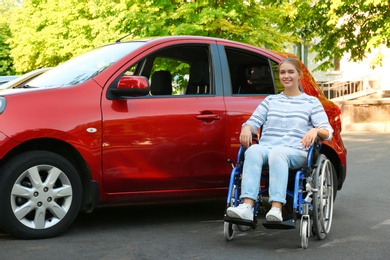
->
<box><xmin>301</xmin><ymin>128</ymin><xmax>330</xmax><ymax>148</ymax></box>
<box><xmin>317</xmin><ymin>128</ymin><xmax>330</xmax><ymax>140</ymax></box>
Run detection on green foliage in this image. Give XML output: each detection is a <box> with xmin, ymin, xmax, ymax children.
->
<box><xmin>151</xmin><ymin>57</ymin><xmax>190</xmax><ymax>94</ymax></box>
<box><xmin>6</xmin><ymin>0</ymin><xmax>297</xmax><ymax>73</ymax></box>
<box><xmin>8</xmin><ymin>0</ymin><xmax>124</xmax><ymax>72</ymax></box>
<box><xmin>0</xmin><ymin>22</ymin><xmax>15</xmax><ymax>75</ymax></box>
<box><xmin>2</xmin><ymin>0</ymin><xmax>390</xmax><ymax>74</ymax></box>
<box><xmin>280</xmin><ymin>0</ymin><xmax>390</xmax><ymax>71</ymax></box>
<box><xmin>0</xmin><ymin>0</ymin><xmax>18</xmax><ymax>75</ymax></box>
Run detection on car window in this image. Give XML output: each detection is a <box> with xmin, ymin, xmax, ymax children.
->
<box><xmin>122</xmin><ymin>44</ymin><xmax>212</xmax><ymax>96</ymax></box>
<box><xmin>225</xmin><ymin>47</ymin><xmax>276</xmax><ymax>95</ymax></box>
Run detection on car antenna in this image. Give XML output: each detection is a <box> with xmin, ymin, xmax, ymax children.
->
<box><xmin>116</xmin><ymin>33</ymin><xmax>132</xmax><ymax>43</ymax></box>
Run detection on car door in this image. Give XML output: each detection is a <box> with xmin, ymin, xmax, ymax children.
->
<box><xmin>217</xmin><ymin>45</ymin><xmax>281</xmax><ymax>163</ymax></box>
<box><xmin>101</xmin><ymin>42</ymin><xmax>228</xmax><ymax>195</ymax></box>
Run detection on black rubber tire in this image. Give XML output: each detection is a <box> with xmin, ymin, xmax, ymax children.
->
<box><xmin>331</xmin><ymin>163</ymin><xmax>338</xmax><ymax>201</ymax></box>
<box><xmin>0</xmin><ymin>151</ymin><xmax>82</xmax><ymax>239</ymax></box>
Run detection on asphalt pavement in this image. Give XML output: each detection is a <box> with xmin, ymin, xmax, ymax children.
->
<box><xmin>1</xmin><ymin>130</ymin><xmax>390</xmax><ymax>260</ymax></box>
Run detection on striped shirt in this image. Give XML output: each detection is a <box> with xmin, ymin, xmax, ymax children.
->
<box><xmin>244</xmin><ymin>93</ymin><xmax>334</xmax><ymax>151</ymax></box>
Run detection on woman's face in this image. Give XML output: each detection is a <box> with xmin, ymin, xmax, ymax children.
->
<box><xmin>279</xmin><ymin>62</ymin><xmax>301</xmax><ymax>90</ymax></box>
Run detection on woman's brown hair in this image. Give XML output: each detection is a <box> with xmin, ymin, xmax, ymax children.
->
<box><xmin>278</xmin><ymin>57</ymin><xmax>302</xmax><ymax>76</ymax></box>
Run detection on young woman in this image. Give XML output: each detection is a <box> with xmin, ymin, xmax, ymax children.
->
<box><xmin>226</xmin><ymin>57</ymin><xmax>333</xmax><ymax>222</ymax></box>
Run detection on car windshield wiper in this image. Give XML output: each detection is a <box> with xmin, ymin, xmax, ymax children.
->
<box><xmin>13</xmin><ymin>85</ymin><xmax>37</xmax><ymax>89</ymax></box>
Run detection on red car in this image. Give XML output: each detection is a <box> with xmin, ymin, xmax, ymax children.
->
<box><xmin>0</xmin><ymin>36</ymin><xmax>347</xmax><ymax>239</ymax></box>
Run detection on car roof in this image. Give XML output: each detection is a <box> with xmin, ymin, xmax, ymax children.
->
<box><xmin>117</xmin><ymin>35</ymin><xmax>285</xmax><ymax>61</ymax></box>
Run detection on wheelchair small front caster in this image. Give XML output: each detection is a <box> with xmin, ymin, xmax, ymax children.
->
<box><xmin>224</xmin><ymin>221</ymin><xmax>235</xmax><ymax>241</ymax></box>
<box><xmin>300</xmin><ymin>219</ymin><xmax>309</xmax><ymax>249</ymax></box>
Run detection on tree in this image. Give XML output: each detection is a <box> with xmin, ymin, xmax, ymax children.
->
<box><xmin>8</xmin><ymin>0</ymin><xmax>123</xmax><ymax>72</ymax></box>
<box><xmin>0</xmin><ymin>21</ymin><xmax>14</xmax><ymax>75</ymax></box>
<box><xmin>7</xmin><ymin>0</ymin><xmax>297</xmax><ymax>73</ymax></box>
<box><xmin>0</xmin><ymin>0</ymin><xmax>20</xmax><ymax>75</ymax></box>
<box><xmin>113</xmin><ymin>0</ymin><xmax>297</xmax><ymax>48</ymax></box>
<box><xmin>279</xmin><ymin>0</ymin><xmax>390</xmax><ymax>71</ymax></box>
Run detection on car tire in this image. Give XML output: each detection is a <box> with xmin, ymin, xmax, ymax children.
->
<box><xmin>0</xmin><ymin>150</ymin><xmax>82</xmax><ymax>239</ymax></box>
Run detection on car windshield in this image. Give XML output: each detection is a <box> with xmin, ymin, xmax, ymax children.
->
<box><xmin>27</xmin><ymin>42</ymin><xmax>145</xmax><ymax>88</ymax></box>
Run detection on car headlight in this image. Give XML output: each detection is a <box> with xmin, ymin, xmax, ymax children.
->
<box><xmin>0</xmin><ymin>97</ymin><xmax>6</xmax><ymax>114</ymax></box>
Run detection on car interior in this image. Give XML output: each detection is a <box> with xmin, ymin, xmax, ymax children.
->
<box><xmin>117</xmin><ymin>44</ymin><xmax>280</xmax><ymax>96</ymax></box>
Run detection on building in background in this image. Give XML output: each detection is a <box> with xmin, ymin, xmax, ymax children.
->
<box><xmin>293</xmin><ymin>42</ymin><xmax>390</xmax><ymax>98</ymax></box>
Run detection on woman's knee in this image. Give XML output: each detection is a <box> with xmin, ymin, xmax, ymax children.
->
<box><xmin>269</xmin><ymin>147</ymin><xmax>288</xmax><ymax>161</ymax></box>
<box><xmin>269</xmin><ymin>146</ymin><xmax>307</xmax><ymax>168</ymax></box>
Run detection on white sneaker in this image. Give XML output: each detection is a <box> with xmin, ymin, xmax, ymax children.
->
<box><xmin>266</xmin><ymin>207</ymin><xmax>283</xmax><ymax>222</ymax></box>
<box><xmin>226</xmin><ymin>203</ymin><xmax>253</xmax><ymax>221</ymax></box>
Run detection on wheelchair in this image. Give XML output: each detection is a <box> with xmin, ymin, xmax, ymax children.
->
<box><xmin>223</xmin><ymin>136</ymin><xmax>335</xmax><ymax>249</ymax></box>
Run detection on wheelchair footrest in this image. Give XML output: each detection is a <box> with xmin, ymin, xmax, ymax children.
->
<box><xmin>223</xmin><ymin>215</ymin><xmax>257</xmax><ymax>229</ymax></box>
<box><xmin>262</xmin><ymin>219</ymin><xmax>296</xmax><ymax>230</ymax></box>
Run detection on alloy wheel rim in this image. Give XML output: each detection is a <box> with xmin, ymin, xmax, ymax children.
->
<box><xmin>11</xmin><ymin>165</ymin><xmax>73</xmax><ymax>229</ymax></box>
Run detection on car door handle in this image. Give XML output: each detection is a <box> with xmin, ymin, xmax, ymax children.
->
<box><xmin>196</xmin><ymin>114</ymin><xmax>221</xmax><ymax>121</ymax></box>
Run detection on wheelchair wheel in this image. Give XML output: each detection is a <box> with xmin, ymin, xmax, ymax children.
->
<box><xmin>312</xmin><ymin>154</ymin><xmax>334</xmax><ymax>240</ymax></box>
<box><xmin>224</xmin><ymin>183</ymin><xmax>237</xmax><ymax>241</ymax></box>
<box><xmin>300</xmin><ymin>219</ymin><xmax>309</xmax><ymax>249</ymax></box>
<box><xmin>224</xmin><ymin>221</ymin><xmax>235</xmax><ymax>241</ymax></box>
<box><xmin>237</xmin><ymin>223</ymin><xmax>251</xmax><ymax>232</ymax></box>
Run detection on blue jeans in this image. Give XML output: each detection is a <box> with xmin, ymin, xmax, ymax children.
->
<box><xmin>240</xmin><ymin>144</ymin><xmax>307</xmax><ymax>204</ymax></box>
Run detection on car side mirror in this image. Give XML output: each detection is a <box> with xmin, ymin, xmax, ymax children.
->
<box><xmin>110</xmin><ymin>75</ymin><xmax>150</xmax><ymax>97</ymax></box>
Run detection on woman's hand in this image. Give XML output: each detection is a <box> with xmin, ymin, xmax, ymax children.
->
<box><xmin>301</xmin><ymin>128</ymin><xmax>318</xmax><ymax>148</ymax></box>
<box><xmin>239</xmin><ymin>125</ymin><xmax>253</xmax><ymax>148</ymax></box>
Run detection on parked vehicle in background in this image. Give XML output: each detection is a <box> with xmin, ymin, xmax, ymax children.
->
<box><xmin>0</xmin><ymin>36</ymin><xmax>347</xmax><ymax>239</ymax></box>
<box><xmin>0</xmin><ymin>68</ymin><xmax>51</xmax><ymax>90</ymax></box>
<box><xmin>0</xmin><ymin>75</ymin><xmax>18</xmax><ymax>85</ymax></box>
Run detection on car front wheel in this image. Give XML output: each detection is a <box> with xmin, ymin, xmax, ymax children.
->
<box><xmin>0</xmin><ymin>151</ymin><xmax>82</xmax><ymax>239</ymax></box>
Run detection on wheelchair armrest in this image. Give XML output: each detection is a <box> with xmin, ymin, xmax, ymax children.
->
<box><xmin>252</xmin><ymin>133</ymin><xmax>259</xmax><ymax>144</ymax></box>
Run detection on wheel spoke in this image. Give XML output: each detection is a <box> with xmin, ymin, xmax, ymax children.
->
<box><xmin>54</xmin><ymin>185</ymin><xmax>72</xmax><ymax>198</ymax></box>
<box><xmin>14</xmin><ymin>201</ymin><xmax>34</xmax><ymax>220</ymax></box>
<box><xmin>45</xmin><ymin>167</ymin><xmax>62</xmax><ymax>187</ymax></box>
<box><xmin>50</xmin><ymin>203</ymin><xmax>68</xmax><ymax>219</ymax></box>
<box><xmin>26</xmin><ymin>166</ymin><xmax>44</xmax><ymax>187</ymax></box>
<box><xmin>12</xmin><ymin>184</ymin><xmax>32</xmax><ymax>198</ymax></box>
<box><xmin>33</xmin><ymin>207</ymin><xmax>47</xmax><ymax>229</ymax></box>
